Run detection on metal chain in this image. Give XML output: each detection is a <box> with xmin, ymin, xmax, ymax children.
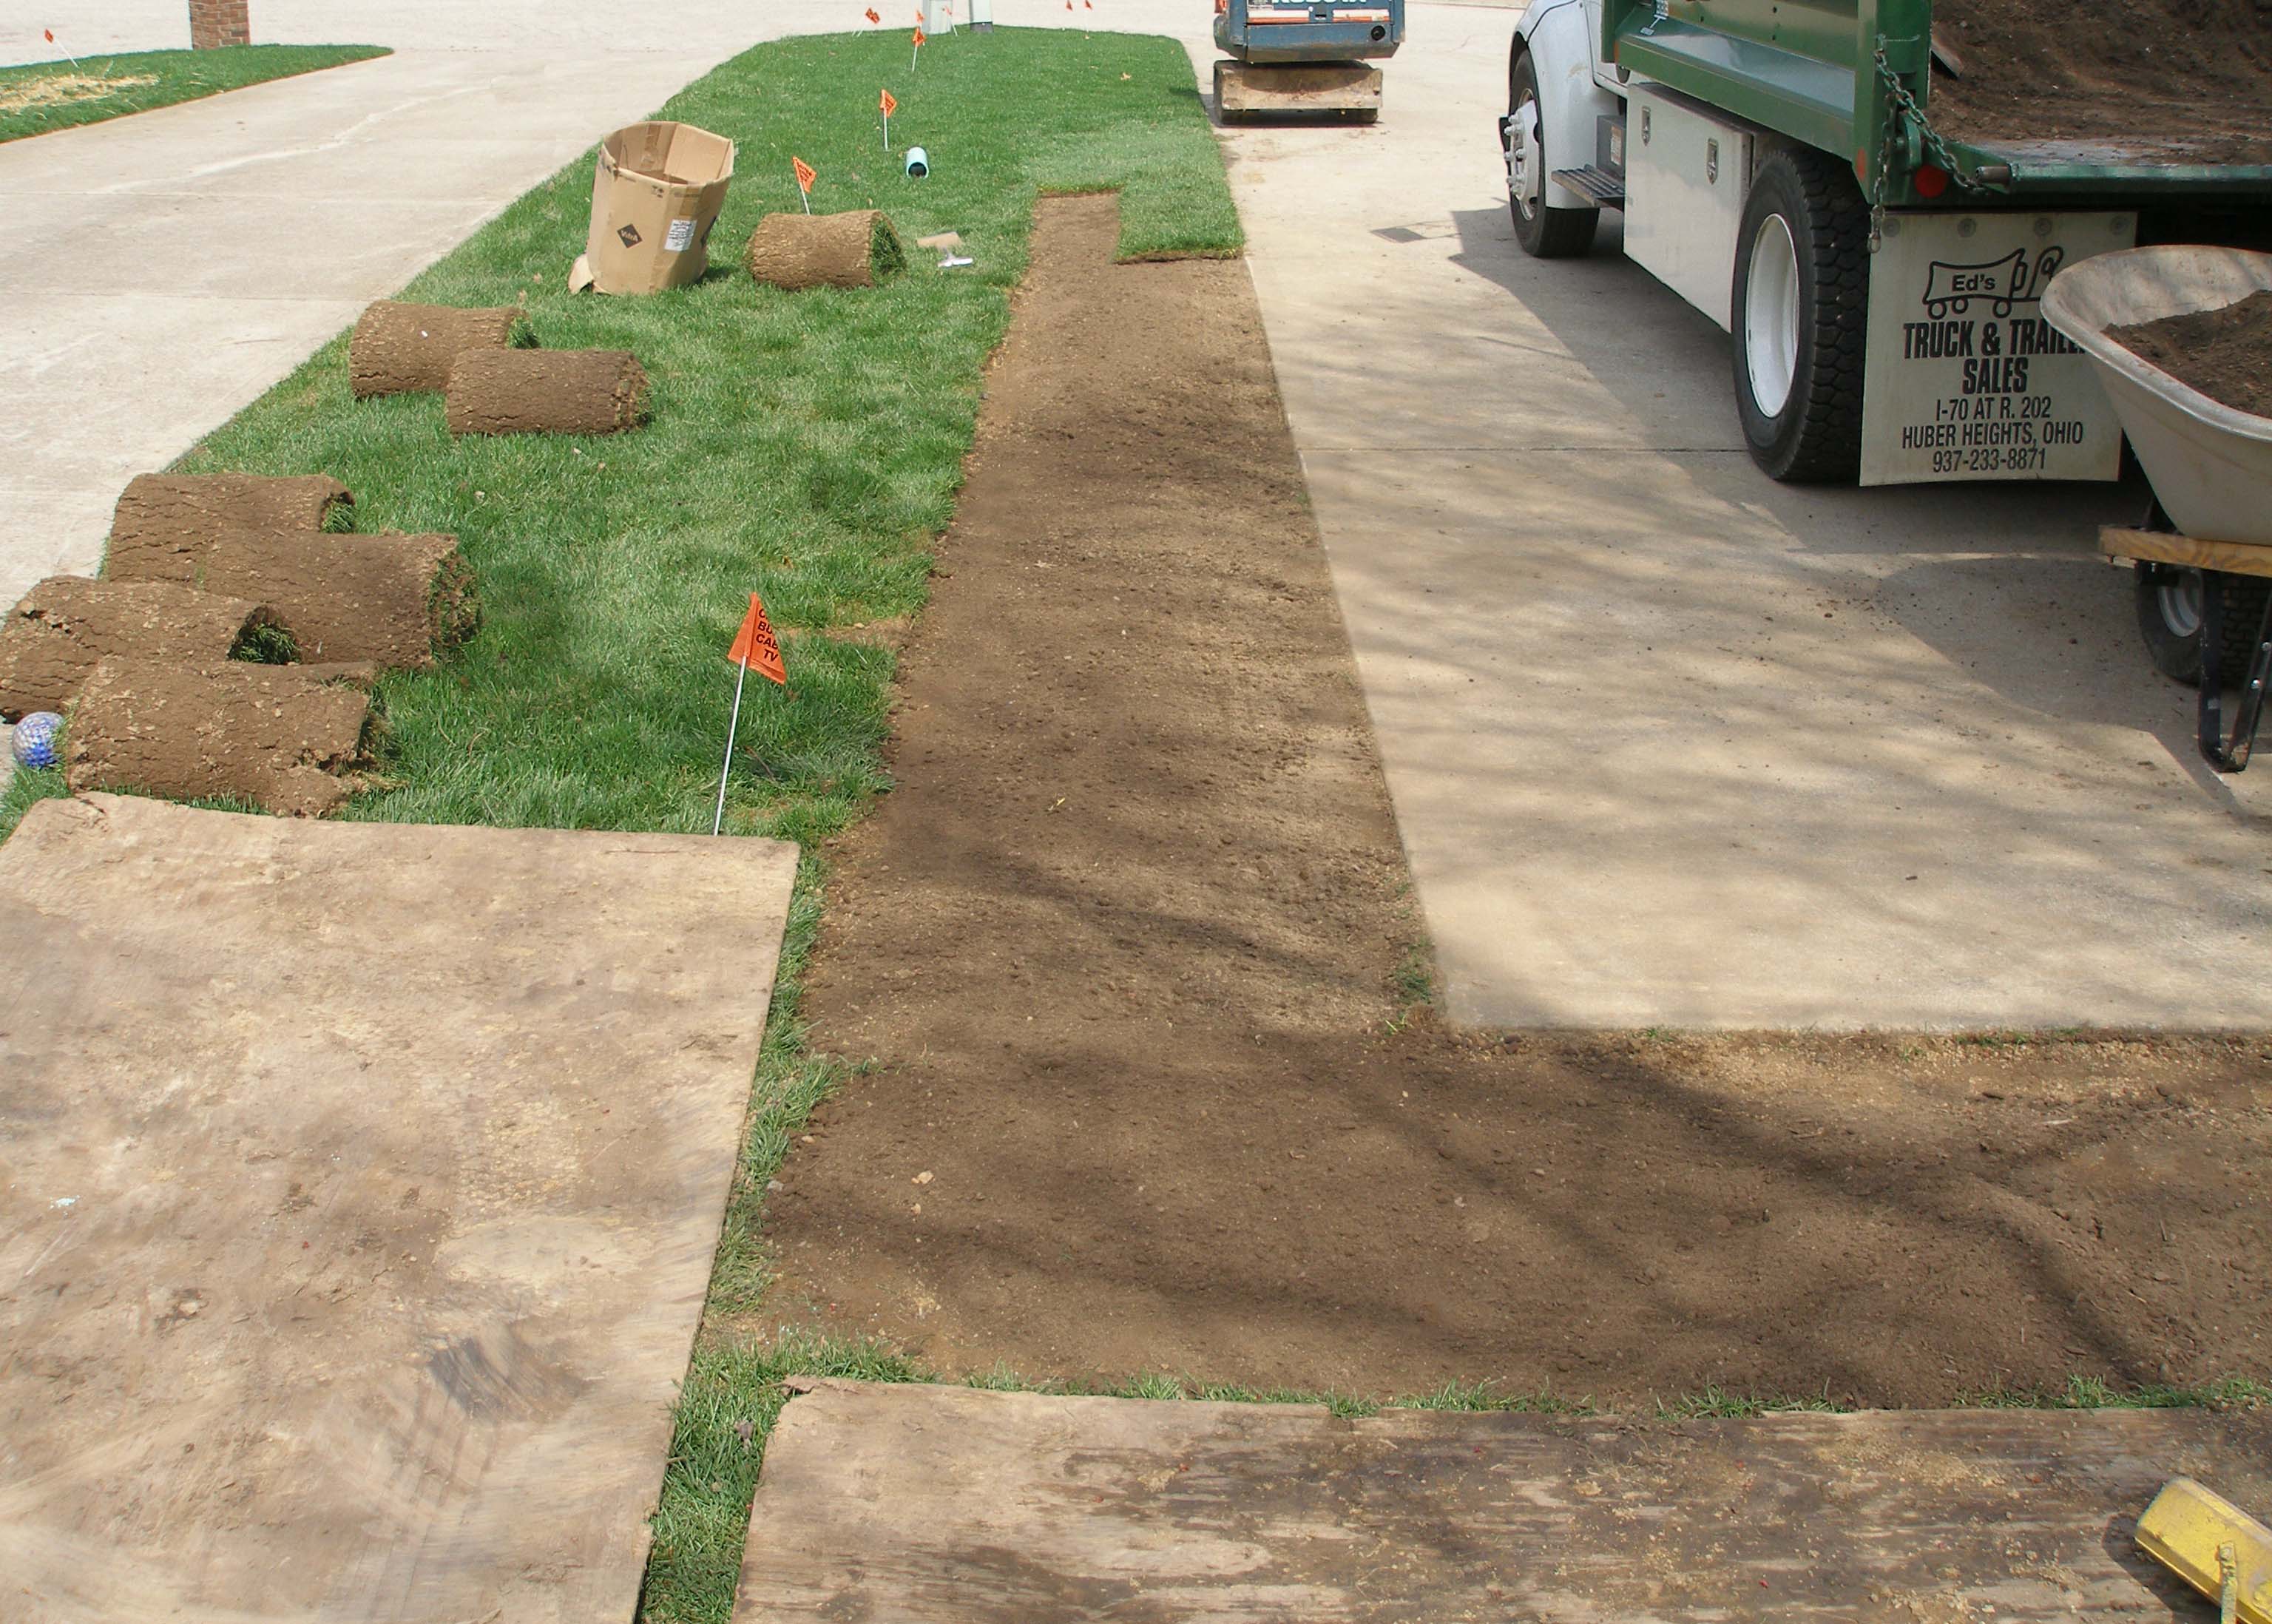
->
<box><xmin>1867</xmin><ymin>41</ymin><xmax>2008</xmax><ymax>253</ymax></box>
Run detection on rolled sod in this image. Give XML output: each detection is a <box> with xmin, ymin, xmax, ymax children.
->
<box><xmin>0</xmin><ymin>575</ymin><xmax>291</xmax><ymax>721</ymax></box>
<box><xmin>106</xmin><ymin>524</ymin><xmax>478</xmax><ymax>669</ymax></box>
<box><xmin>350</xmin><ymin>301</ymin><xmax>532</xmax><ymax>398</ymax></box>
<box><xmin>65</xmin><ymin>657</ymin><xmax>374</xmax><ymax>819</ymax></box>
<box><xmin>444</xmin><ymin>350</ymin><xmax>648</xmax><ymax>436</ymax></box>
<box><xmin>744</xmin><ymin>209</ymin><xmax>905</xmax><ymax>291</ymax></box>
<box><xmin>110</xmin><ymin>473</ymin><xmax>354</xmax><ymax>552</ymax></box>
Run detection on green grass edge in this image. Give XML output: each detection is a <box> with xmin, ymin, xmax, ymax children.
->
<box><xmin>0</xmin><ymin>45</ymin><xmax>393</xmax><ymax>145</ymax></box>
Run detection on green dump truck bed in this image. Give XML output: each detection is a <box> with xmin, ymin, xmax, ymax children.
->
<box><xmin>1602</xmin><ymin>0</ymin><xmax>2272</xmax><ymax>205</ymax></box>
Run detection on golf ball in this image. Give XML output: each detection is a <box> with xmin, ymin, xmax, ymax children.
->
<box><xmin>11</xmin><ymin>711</ymin><xmax>62</xmax><ymax>770</ymax></box>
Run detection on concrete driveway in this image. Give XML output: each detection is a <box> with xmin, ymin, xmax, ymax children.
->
<box><xmin>1221</xmin><ymin>6</ymin><xmax>2272</xmax><ymax>1026</ymax></box>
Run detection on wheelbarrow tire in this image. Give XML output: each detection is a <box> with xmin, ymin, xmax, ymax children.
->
<box><xmin>1730</xmin><ymin>146</ymin><xmax>1867</xmax><ymax>483</ymax></box>
<box><xmin>2134</xmin><ymin>564</ymin><xmax>2272</xmax><ymax>687</ymax></box>
<box><xmin>1507</xmin><ymin>50</ymin><xmax>1598</xmax><ymax>259</ymax></box>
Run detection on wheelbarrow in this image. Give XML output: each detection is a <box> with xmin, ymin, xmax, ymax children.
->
<box><xmin>2043</xmin><ymin>246</ymin><xmax>2272</xmax><ymax>771</ymax></box>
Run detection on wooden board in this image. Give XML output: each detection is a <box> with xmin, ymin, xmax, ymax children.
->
<box><xmin>1214</xmin><ymin>61</ymin><xmax>1383</xmax><ymax>114</ymax></box>
<box><xmin>2102</xmin><ymin>525</ymin><xmax>2272</xmax><ymax>580</ymax></box>
<box><xmin>736</xmin><ymin>1379</ymin><xmax>2272</xmax><ymax>1621</ymax></box>
<box><xmin>0</xmin><ymin>794</ymin><xmax>798</xmax><ymax>1623</ymax></box>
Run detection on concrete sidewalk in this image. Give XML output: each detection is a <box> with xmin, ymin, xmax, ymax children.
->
<box><xmin>0</xmin><ymin>2</ymin><xmax>801</xmax><ymax>615</ymax></box>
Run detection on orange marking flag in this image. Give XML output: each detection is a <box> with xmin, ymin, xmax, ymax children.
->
<box><xmin>913</xmin><ymin>27</ymin><xmax>926</xmax><ymax>44</ymax></box>
<box><xmin>728</xmin><ymin>594</ymin><xmax>788</xmax><ymax>686</ymax></box>
<box><xmin>880</xmin><ymin>87</ymin><xmax>899</xmax><ymax>115</ymax></box>
<box><xmin>865</xmin><ymin>7</ymin><xmax>882</xmax><ymax>18</ymax></box>
<box><xmin>791</xmin><ymin>155</ymin><xmax>817</xmax><ymax>194</ymax></box>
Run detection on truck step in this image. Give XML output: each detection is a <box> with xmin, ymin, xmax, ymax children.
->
<box><xmin>1551</xmin><ymin>164</ymin><xmax>1625</xmax><ymax>208</ymax></box>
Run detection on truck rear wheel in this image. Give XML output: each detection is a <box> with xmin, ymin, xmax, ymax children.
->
<box><xmin>2135</xmin><ymin>564</ymin><xmax>2272</xmax><ymax>687</ymax></box>
<box><xmin>1507</xmin><ymin>50</ymin><xmax>1597</xmax><ymax>259</ymax></box>
<box><xmin>1729</xmin><ymin>146</ymin><xmax>1867</xmax><ymax>482</ymax></box>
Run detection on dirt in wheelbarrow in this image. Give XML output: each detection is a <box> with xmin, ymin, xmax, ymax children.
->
<box><xmin>2113</xmin><ymin>288</ymin><xmax>2272</xmax><ymax>419</ymax></box>
<box><xmin>1929</xmin><ymin>0</ymin><xmax>2272</xmax><ymax>165</ymax></box>
<box><xmin>757</xmin><ymin>194</ymin><xmax>2272</xmax><ymax>1410</ymax></box>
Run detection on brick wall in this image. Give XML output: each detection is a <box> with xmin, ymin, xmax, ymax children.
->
<box><xmin>189</xmin><ymin>0</ymin><xmax>251</xmax><ymax>49</ymax></box>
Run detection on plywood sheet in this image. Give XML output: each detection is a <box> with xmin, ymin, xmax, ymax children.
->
<box><xmin>737</xmin><ymin>1379</ymin><xmax>2272</xmax><ymax>1621</ymax></box>
<box><xmin>0</xmin><ymin>794</ymin><xmax>798</xmax><ymax>1623</ymax></box>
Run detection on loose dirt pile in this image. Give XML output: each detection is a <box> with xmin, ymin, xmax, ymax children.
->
<box><xmin>349</xmin><ymin>301</ymin><xmax>530</xmax><ymax>398</ymax></box>
<box><xmin>66</xmin><ymin>657</ymin><xmax>374</xmax><ymax>817</ymax></box>
<box><xmin>444</xmin><ymin>350</ymin><xmax>648</xmax><ymax>436</ymax></box>
<box><xmin>2112</xmin><ymin>287</ymin><xmax>2272</xmax><ymax>419</ymax></box>
<box><xmin>107</xmin><ymin>524</ymin><xmax>478</xmax><ymax>668</ymax></box>
<box><xmin>763</xmin><ymin>195</ymin><xmax>2272</xmax><ymax>1407</ymax></box>
<box><xmin>1929</xmin><ymin>0</ymin><xmax>2272</xmax><ymax>163</ymax></box>
<box><xmin>0</xmin><ymin>575</ymin><xmax>288</xmax><ymax>720</ymax></box>
<box><xmin>746</xmin><ymin>209</ymin><xmax>905</xmax><ymax>291</ymax></box>
<box><xmin>111</xmin><ymin>473</ymin><xmax>352</xmax><ymax>548</ymax></box>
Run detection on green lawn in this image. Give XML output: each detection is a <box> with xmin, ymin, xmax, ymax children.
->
<box><xmin>0</xmin><ymin>45</ymin><xmax>390</xmax><ymax>143</ymax></box>
<box><xmin>1</xmin><ymin>25</ymin><xmax>1237</xmax><ymax>846</ymax></box>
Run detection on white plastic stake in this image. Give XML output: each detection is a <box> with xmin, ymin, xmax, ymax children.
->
<box><xmin>711</xmin><ymin>655</ymin><xmax>750</xmax><ymax>836</ymax></box>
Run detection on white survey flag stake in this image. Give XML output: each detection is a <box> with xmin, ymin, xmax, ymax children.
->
<box><xmin>711</xmin><ymin>656</ymin><xmax>748</xmax><ymax>836</ymax></box>
<box><xmin>714</xmin><ymin>592</ymin><xmax>788</xmax><ymax>835</ymax></box>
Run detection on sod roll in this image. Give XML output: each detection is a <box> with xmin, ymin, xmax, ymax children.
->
<box><xmin>350</xmin><ymin>301</ymin><xmax>531</xmax><ymax>398</ymax></box>
<box><xmin>0</xmin><ymin>576</ymin><xmax>289</xmax><ymax>721</ymax></box>
<box><xmin>105</xmin><ymin>524</ymin><xmax>478</xmax><ymax>669</ymax></box>
<box><xmin>444</xmin><ymin>349</ymin><xmax>648</xmax><ymax>436</ymax></box>
<box><xmin>66</xmin><ymin>657</ymin><xmax>373</xmax><ymax>819</ymax></box>
<box><xmin>110</xmin><ymin>473</ymin><xmax>353</xmax><ymax>554</ymax></box>
<box><xmin>744</xmin><ymin>209</ymin><xmax>905</xmax><ymax>291</ymax></box>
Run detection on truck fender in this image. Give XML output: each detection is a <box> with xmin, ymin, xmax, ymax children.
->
<box><xmin>1511</xmin><ymin>0</ymin><xmax>1621</xmax><ymax>212</ymax></box>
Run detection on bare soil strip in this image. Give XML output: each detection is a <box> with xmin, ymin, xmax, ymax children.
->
<box><xmin>764</xmin><ymin>194</ymin><xmax>2272</xmax><ymax>1405</ymax></box>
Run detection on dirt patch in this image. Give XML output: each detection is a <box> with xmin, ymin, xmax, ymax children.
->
<box><xmin>761</xmin><ymin>194</ymin><xmax>2272</xmax><ymax>1406</ymax></box>
<box><xmin>745</xmin><ymin>209</ymin><xmax>905</xmax><ymax>291</ymax></box>
<box><xmin>0</xmin><ymin>575</ymin><xmax>287</xmax><ymax>720</ymax></box>
<box><xmin>110</xmin><ymin>473</ymin><xmax>352</xmax><ymax>554</ymax></box>
<box><xmin>67</xmin><ymin>657</ymin><xmax>373</xmax><ymax>816</ymax></box>
<box><xmin>2112</xmin><ymin>287</ymin><xmax>2272</xmax><ymax>418</ymax></box>
<box><xmin>0</xmin><ymin>72</ymin><xmax>157</xmax><ymax>116</ymax></box>
<box><xmin>444</xmin><ymin>350</ymin><xmax>647</xmax><ymax>436</ymax></box>
<box><xmin>1929</xmin><ymin>0</ymin><xmax>2272</xmax><ymax>163</ymax></box>
<box><xmin>350</xmin><ymin>301</ymin><xmax>530</xmax><ymax>398</ymax></box>
<box><xmin>106</xmin><ymin>524</ymin><xmax>478</xmax><ymax>668</ymax></box>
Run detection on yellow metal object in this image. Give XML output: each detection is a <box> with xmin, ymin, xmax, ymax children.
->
<box><xmin>2136</xmin><ymin>1478</ymin><xmax>2272</xmax><ymax>1624</ymax></box>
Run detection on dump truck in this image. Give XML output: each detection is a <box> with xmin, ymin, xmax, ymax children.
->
<box><xmin>1500</xmin><ymin>0</ymin><xmax>2272</xmax><ymax>487</ymax></box>
<box><xmin>1216</xmin><ymin>0</ymin><xmax>1404</xmax><ymax>124</ymax></box>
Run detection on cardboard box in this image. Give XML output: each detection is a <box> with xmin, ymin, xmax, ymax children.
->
<box><xmin>569</xmin><ymin>121</ymin><xmax>736</xmax><ymax>295</ymax></box>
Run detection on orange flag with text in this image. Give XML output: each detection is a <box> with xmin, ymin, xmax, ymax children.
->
<box><xmin>728</xmin><ymin>593</ymin><xmax>787</xmax><ymax>686</ymax></box>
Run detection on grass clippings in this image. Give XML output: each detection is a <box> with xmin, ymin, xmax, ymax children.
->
<box><xmin>0</xmin><ymin>46</ymin><xmax>390</xmax><ymax>143</ymax></box>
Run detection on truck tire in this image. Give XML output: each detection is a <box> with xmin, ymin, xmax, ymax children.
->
<box><xmin>1507</xmin><ymin>50</ymin><xmax>1598</xmax><ymax>259</ymax></box>
<box><xmin>1729</xmin><ymin>146</ymin><xmax>1867</xmax><ymax>482</ymax></box>
<box><xmin>2134</xmin><ymin>564</ymin><xmax>2272</xmax><ymax>687</ymax></box>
